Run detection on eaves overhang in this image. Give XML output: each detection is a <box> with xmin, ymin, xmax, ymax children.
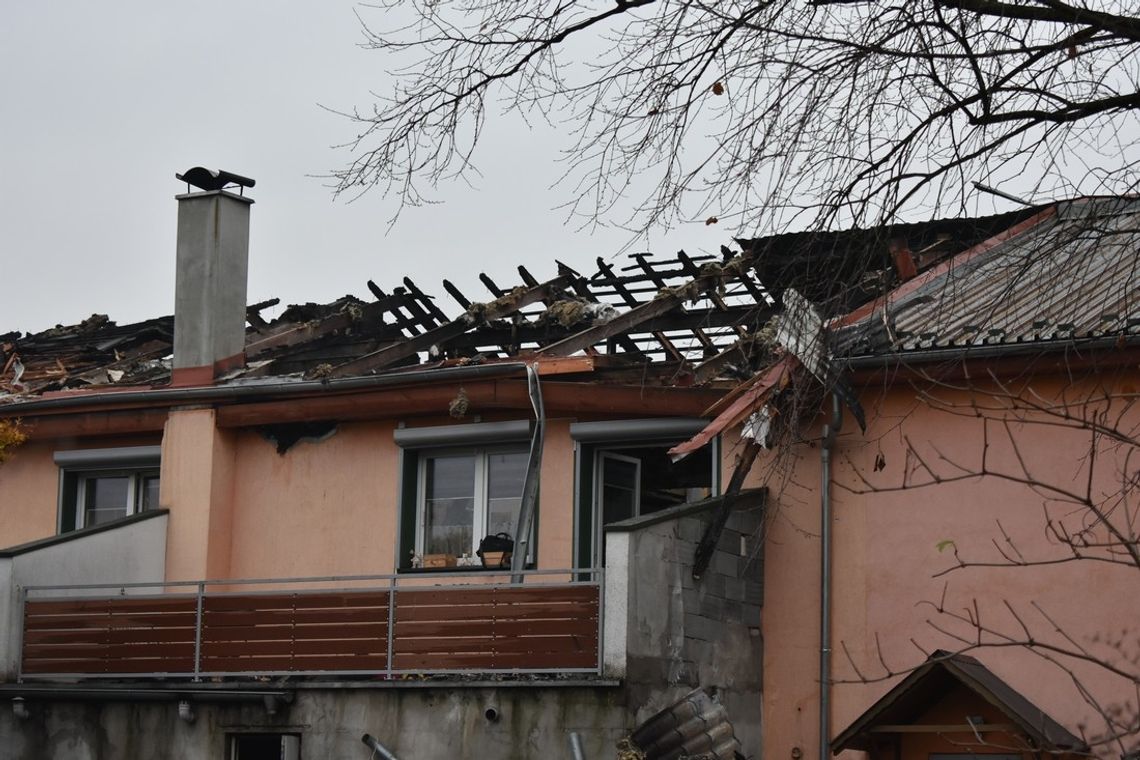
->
<box><xmin>840</xmin><ymin>335</ymin><xmax>1140</xmax><ymax>386</ymax></box>
<box><xmin>1</xmin><ymin>362</ymin><xmax>726</xmax><ymax>436</ymax></box>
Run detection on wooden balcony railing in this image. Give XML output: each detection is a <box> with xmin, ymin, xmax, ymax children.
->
<box><xmin>18</xmin><ymin>570</ymin><xmax>601</xmax><ymax>679</ymax></box>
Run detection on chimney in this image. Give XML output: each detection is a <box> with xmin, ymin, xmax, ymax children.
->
<box><xmin>171</xmin><ymin>167</ymin><xmax>255</xmax><ymax>387</ymax></box>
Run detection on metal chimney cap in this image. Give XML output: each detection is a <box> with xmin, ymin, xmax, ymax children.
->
<box><xmin>175</xmin><ymin>167</ymin><xmax>256</xmax><ymax>192</ymax></box>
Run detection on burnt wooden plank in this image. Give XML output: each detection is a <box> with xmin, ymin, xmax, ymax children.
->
<box><xmin>328</xmin><ymin>273</ymin><xmax>574</xmax><ymax>377</ymax></box>
<box><xmin>442</xmin><ymin>279</ymin><xmax>472</xmax><ymax>309</ymax></box>
<box><xmin>403</xmin><ymin>277</ymin><xmax>451</xmax><ymax>326</ymax></box>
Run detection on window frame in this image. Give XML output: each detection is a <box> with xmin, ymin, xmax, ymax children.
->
<box><xmin>73</xmin><ymin>468</ymin><xmax>160</xmax><ymax>530</ymax></box>
<box><xmin>394</xmin><ymin>421</ymin><xmax>536</xmax><ymax>572</ymax></box>
<box><xmin>54</xmin><ymin>446</ymin><xmax>161</xmax><ymax>534</ymax></box>
<box><xmin>413</xmin><ymin>444</ymin><xmax>533</xmax><ymax>562</ymax></box>
<box><xmin>570</xmin><ymin>420</ymin><xmax>720</xmax><ymax>571</ymax></box>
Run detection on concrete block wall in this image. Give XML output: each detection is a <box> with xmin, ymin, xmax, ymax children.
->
<box><xmin>607</xmin><ymin>496</ymin><xmax>765</xmax><ymax>756</ymax></box>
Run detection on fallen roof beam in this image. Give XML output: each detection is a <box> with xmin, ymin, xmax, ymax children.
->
<box><xmin>692</xmin><ymin>339</ymin><xmax>753</xmax><ymax>384</ymax></box>
<box><xmin>326</xmin><ymin>274</ymin><xmax>575</xmax><ymax>377</ymax></box>
<box><xmin>669</xmin><ymin>354</ymin><xmax>798</xmax><ymax>460</ymax></box>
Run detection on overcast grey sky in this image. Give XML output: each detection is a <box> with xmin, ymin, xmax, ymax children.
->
<box><xmin>0</xmin><ymin>2</ymin><xmax>732</xmax><ymax>335</ymax></box>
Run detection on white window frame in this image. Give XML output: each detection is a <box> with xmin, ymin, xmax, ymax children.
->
<box><xmin>54</xmin><ymin>446</ymin><xmax>162</xmax><ymax>534</ymax></box>
<box><xmin>414</xmin><ymin>445</ymin><xmax>532</xmax><ymax>561</ymax></box>
<box><xmin>73</xmin><ymin>468</ymin><xmax>159</xmax><ymax>530</ymax></box>
<box><xmin>593</xmin><ymin>450</ymin><xmax>642</xmax><ymax>566</ymax></box>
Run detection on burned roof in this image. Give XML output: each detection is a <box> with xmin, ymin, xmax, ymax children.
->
<box><xmin>4</xmin><ymin>197</ymin><xmax>1138</xmax><ymax>406</ymax></box>
<box><xmin>0</xmin><ymin>251</ymin><xmax>778</xmax><ymax>402</ymax></box>
<box><xmin>738</xmin><ymin>206</ymin><xmax>1045</xmax><ymax>314</ymax></box>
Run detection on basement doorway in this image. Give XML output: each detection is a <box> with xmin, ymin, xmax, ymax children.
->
<box><xmin>228</xmin><ymin>733</ymin><xmax>301</xmax><ymax>760</ymax></box>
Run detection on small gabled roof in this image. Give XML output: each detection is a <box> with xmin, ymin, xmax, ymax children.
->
<box><xmin>831</xmin><ymin>650</ymin><xmax>1087</xmax><ymax>755</ymax></box>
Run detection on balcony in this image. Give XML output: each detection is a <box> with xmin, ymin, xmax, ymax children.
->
<box><xmin>18</xmin><ymin>569</ymin><xmax>602</xmax><ymax>680</ymax></box>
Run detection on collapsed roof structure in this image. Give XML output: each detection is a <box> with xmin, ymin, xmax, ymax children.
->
<box><xmin>7</xmin><ymin>198</ymin><xmax>1109</xmax><ymax>407</ymax></box>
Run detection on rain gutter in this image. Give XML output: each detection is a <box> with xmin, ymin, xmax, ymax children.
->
<box><xmin>840</xmin><ymin>335</ymin><xmax>1140</xmax><ymax>372</ymax></box>
<box><xmin>0</xmin><ymin>363</ymin><xmax>530</xmax><ymax>416</ymax></box>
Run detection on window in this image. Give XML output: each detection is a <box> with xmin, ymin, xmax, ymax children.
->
<box><xmin>74</xmin><ymin>470</ymin><xmax>159</xmax><ymax>528</ymax></box>
<box><xmin>418</xmin><ymin>448</ymin><xmax>529</xmax><ymax>559</ymax></box>
<box><xmin>395</xmin><ymin>421</ymin><xmax>536</xmax><ymax>570</ymax></box>
<box><xmin>54</xmin><ymin>446</ymin><xmax>161</xmax><ymax>533</ymax></box>
<box><xmin>228</xmin><ymin>733</ymin><xmax>300</xmax><ymax>760</ymax></box>
<box><xmin>571</xmin><ymin>419</ymin><xmax>718</xmax><ymax>569</ymax></box>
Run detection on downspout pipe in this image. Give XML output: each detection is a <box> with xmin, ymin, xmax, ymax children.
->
<box><xmin>820</xmin><ymin>393</ymin><xmax>842</xmax><ymax>760</ymax></box>
<box><xmin>511</xmin><ymin>363</ymin><xmax>545</xmax><ymax>581</ymax></box>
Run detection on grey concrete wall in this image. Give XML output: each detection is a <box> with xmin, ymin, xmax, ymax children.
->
<box><xmin>0</xmin><ymin>514</ymin><xmax>168</xmax><ymax>678</ymax></box>
<box><xmin>173</xmin><ymin>190</ymin><xmax>252</xmax><ymax>370</ymax></box>
<box><xmin>0</xmin><ymin>685</ymin><xmax>633</xmax><ymax>760</ymax></box>
<box><xmin>614</xmin><ymin>502</ymin><xmax>765</xmax><ymax>757</ymax></box>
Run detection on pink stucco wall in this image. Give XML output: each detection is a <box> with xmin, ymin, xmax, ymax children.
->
<box><xmin>761</xmin><ymin>373</ymin><xmax>1140</xmax><ymax>760</ymax></box>
<box><xmin>0</xmin><ymin>434</ymin><xmax>162</xmax><ymax>551</ymax></box>
<box><xmin>226</xmin><ymin>421</ymin><xmax>400</xmax><ymax>580</ymax></box>
<box><xmin>158</xmin><ymin>413</ymin><xmax>581</xmax><ymax>584</ymax></box>
<box><xmin>0</xmin><ymin>441</ymin><xmax>60</xmax><ymax>547</ymax></box>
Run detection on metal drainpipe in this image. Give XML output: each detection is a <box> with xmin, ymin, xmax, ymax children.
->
<box><xmin>820</xmin><ymin>393</ymin><xmax>842</xmax><ymax>760</ymax></box>
<box><xmin>510</xmin><ymin>363</ymin><xmax>545</xmax><ymax>582</ymax></box>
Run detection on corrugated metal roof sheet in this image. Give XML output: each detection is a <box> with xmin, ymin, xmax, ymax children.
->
<box><xmin>835</xmin><ymin>197</ymin><xmax>1140</xmax><ymax>356</ymax></box>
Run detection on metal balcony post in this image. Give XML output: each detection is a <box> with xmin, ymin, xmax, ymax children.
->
<box><xmin>193</xmin><ymin>581</ymin><xmax>205</xmax><ymax>681</ymax></box>
<box><xmin>386</xmin><ymin>577</ymin><xmax>396</xmax><ymax>676</ymax></box>
<box><xmin>15</xmin><ymin>586</ymin><xmax>27</xmax><ymax>682</ymax></box>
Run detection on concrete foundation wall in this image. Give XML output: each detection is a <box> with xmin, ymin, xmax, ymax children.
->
<box><xmin>0</xmin><ymin>685</ymin><xmax>635</xmax><ymax>760</ymax></box>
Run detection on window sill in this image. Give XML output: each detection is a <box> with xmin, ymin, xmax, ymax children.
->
<box><xmin>397</xmin><ymin>564</ymin><xmax>536</xmax><ymax>575</ymax></box>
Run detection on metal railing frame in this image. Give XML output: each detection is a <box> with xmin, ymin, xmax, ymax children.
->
<box><xmin>19</xmin><ymin>568</ymin><xmax>604</xmax><ymax>682</ymax></box>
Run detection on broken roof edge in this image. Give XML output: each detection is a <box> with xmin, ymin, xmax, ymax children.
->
<box><xmin>830</xmin><ymin>649</ymin><xmax>1088</xmax><ymax>755</ymax></box>
<box><xmin>828</xmin><ymin>203</ymin><xmax>1060</xmax><ymax>332</ymax></box>
<box><xmin>668</xmin><ymin>353</ymin><xmax>799</xmax><ymax>461</ymax></box>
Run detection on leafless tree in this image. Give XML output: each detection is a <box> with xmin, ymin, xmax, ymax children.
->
<box><xmin>333</xmin><ymin>1</ymin><xmax>1140</xmax><ymax>234</ymax></box>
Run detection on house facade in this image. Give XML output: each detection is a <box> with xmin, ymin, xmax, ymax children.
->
<box><xmin>2</xmin><ymin>170</ymin><xmax>1137</xmax><ymax>760</ymax></box>
<box><xmin>738</xmin><ymin>197</ymin><xmax>1140</xmax><ymax>760</ymax></box>
<box><xmin>0</xmin><ymin>170</ymin><xmax>767</xmax><ymax>759</ymax></box>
